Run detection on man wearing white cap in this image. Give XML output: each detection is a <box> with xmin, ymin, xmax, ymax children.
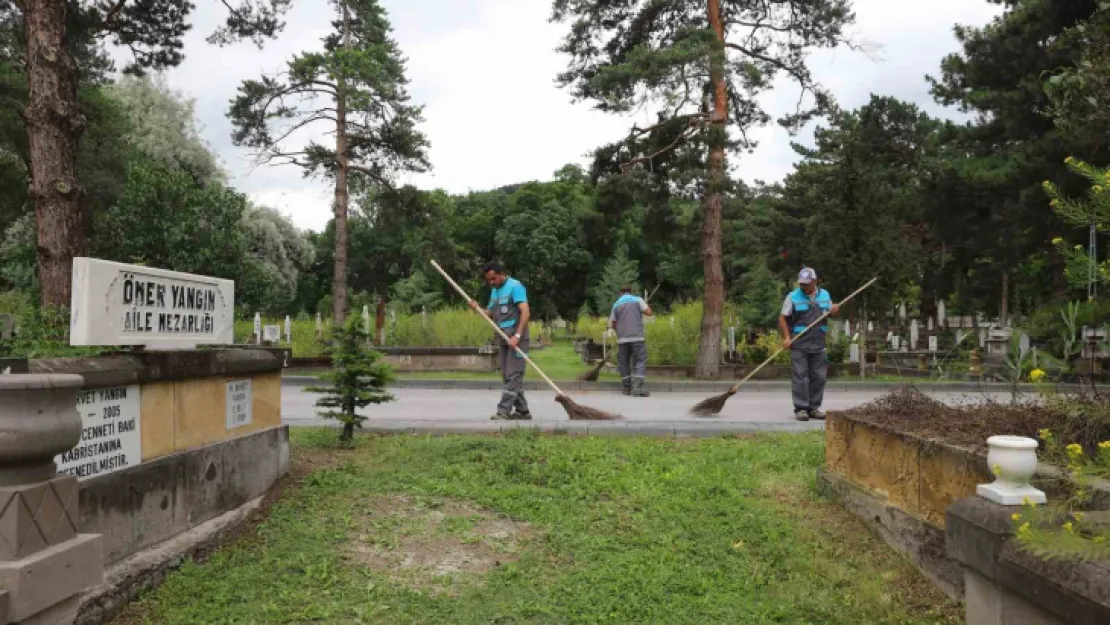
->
<box><xmin>779</xmin><ymin>267</ymin><xmax>839</xmax><ymax>421</ymax></box>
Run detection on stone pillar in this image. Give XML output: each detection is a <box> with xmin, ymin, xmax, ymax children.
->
<box><xmin>0</xmin><ymin>375</ymin><xmax>103</xmax><ymax>625</ymax></box>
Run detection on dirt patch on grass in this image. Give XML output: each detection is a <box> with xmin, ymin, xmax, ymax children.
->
<box><xmin>832</xmin><ymin>386</ymin><xmax>1110</xmax><ymax>453</ymax></box>
<box><xmin>345</xmin><ymin>494</ymin><xmax>535</xmax><ymax>596</ymax></box>
<box><xmin>757</xmin><ymin>478</ymin><xmax>962</xmax><ymax>623</ymax></box>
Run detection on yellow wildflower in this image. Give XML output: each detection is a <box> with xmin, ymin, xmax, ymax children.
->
<box><xmin>1039</xmin><ymin>428</ymin><xmax>1053</xmax><ymax>440</ymax></box>
<box><xmin>1096</xmin><ymin>185</ymin><xmax>1105</xmax><ymax>194</ymax></box>
<box><xmin>1067</xmin><ymin>443</ymin><xmax>1084</xmax><ymax>457</ymax></box>
<box><xmin>1018</xmin><ymin>522</ymin><xmax>1032</xmax><ymax>536</ymax></box>
<box><xmin>1011</xmin><ymin>513</ymin><xmax>1022</xmax><ymax>522</ymax></box>
<box><xmin>1098</xmin><ymin>441</ymin><xmax>1110</xmax><ymax>449</ymax></box>
<box><xmin>1066</xmin><ymin>156</ymin><xmax>1075</xmax><ymax>164</ymax></box>
<box><xmin>1052</xmin><ymin>237</ymin><xmax>1063</xmax><ymax>245</ymax></box>
<box><xmin>1073</xmin><ymin>512</ymin><xmax>1085</xmax><ymax>521</ymax></box>
<box><xmin>1063</xmin><ymin>522</ymin><xmax>1075</xmax><ymax>533</ymax></box>
<box><xmin>1030</xmin><ymin>368</ymin><xmax>1046</xmax><ymax>383</ymax></box>
<box><xmin>1022</xmin><ymin>497</ymin><xmax>1039</xmax><ymax>508</ymax></box>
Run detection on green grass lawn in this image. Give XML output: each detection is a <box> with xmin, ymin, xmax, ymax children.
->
<box><xmin>116</xmin><ymin>430</ymin><xmax>958</xmax><ymax>625</ymax></box>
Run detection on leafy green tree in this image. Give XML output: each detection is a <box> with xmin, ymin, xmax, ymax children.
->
<box><xmin>736</xmin><ymin>259</ymin><xmax>783</xmax><ymax>330</ymax></box>
<box><xmin>90</xmin><ymin>162</ymin><xmax>249</xmax><ymax>279</ymax></box>
<box><xmin>1045</xmin><ymin>4</ymin><xmax>1110</xmax><ymax>151</ymax></box>
<box><xmin>229</xmin><ymin>0</ymin><xmax>429</xmax><ymax>324</ymax></box>
<box><xmin>307</xmin><ymin>315</ymin><xmax>394</xmax><ymax>442</ymax></box>
<box><xmin>6</xmin><ymin>0</ymin><xmax>290</xmax><ymax>308</ymax></box>
<box><xmin>552</xmin><ymin>0</ymin><xmax>856</xmax><ymax>378</ymax></box>
<box><xmin>106</xmin><ymin>75</ymin><xmax>224</xmax><ymax>183</ymax></box>
<box><xmin>590</xmin><ymin>244</ymin><xmax>640</xmax><ymax>314</ymax></box>
<box><xmin>388</xmin><ymin>270</ymin><xmax>444</xmax><ymax>314</ymax></box>
<box><xmin>238</xmin><ymin>205</ymin><xmax>315</xmax><ymax>314</ymax></box>
<box><xmin>928</xmin><ymin>0</ymin><xmax>1100</xmax><ymax>315</ymax></box>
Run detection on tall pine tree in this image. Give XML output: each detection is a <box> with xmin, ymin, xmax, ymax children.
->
<box><xmin>230</xmin><ymin>0</ymin><xmax>429</xmax><ymax>324</ymax></box>
<box><xmin>551</xmin><ymin>0</ymin><xmax>856</xmax><ymax>378</ymax></box>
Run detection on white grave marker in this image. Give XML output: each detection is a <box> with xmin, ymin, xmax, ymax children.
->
<box><xmin>253</xmin><ymin>313</ymin><xmax>261</xmax><ymax>344</ymax></box>
<box><xmin>263</xmin><ymin>325</ymin><xmax>280</xmax><ymax>343</ymax></box>
<box><xmin>226</xmin><ymin>380</ymin><xmax>253</xmax><ymax>429</ymax></box>
<box><xmin>910</xmin><ymin>320</ymin><xmax>920</xmax><ymax>350</ymax></box>
<box><xmin>849</xmin><ymin>343</ymin><xmax>860</xmax><ymax>363</ymax></box>
<box><xmin>284</xmin><ymin>316</ymin><xmax>292</xmax><ymax>343</ymax></box>
<box><xmin>69</xmin><ymin>258</ymin><xmax>234</xmax><ymax>347</ymax></box>
<box><xmin>57</xmin><ymin>385</ymin><xmax>142</xmax><ymax>481</ymax></box>
<box><xmin>929</xmin><ymin>336</ymin><xmax>938</xmax><ymax>352</ymax></box>
<box><xmin>937</xmin><ymin>301</ymin><xmax>947</xmax><ymax>325</ymax></box>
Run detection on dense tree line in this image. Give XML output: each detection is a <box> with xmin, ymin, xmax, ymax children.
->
<box><xmin>2</xmin><ymin>0</ymin><xmax>1109</xmax><ymax>376</ymax></box>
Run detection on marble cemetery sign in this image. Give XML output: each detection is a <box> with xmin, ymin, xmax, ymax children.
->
<box><xmin>70</xmin><ymin>257</ymin><xmax>234</xmax><ymax>347</ymax></box>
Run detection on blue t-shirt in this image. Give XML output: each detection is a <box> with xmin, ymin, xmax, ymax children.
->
<box><xmin>487</xmin><ymin>277</ymin><xmax>528</xmax><ymax>339</ymax></box>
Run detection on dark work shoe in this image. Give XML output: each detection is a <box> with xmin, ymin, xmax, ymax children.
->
<box><xmin>491</xmin><ymin>413</ymin><xmax>512</xmax><ymax>421</ymax></box>
<box><xmin>510</xmin><ymin>410</ymin><xmax>533</xmax><ymax>420</ymax></box>
<box><xmin>794</xmin><ymin>410</ymin><xmax>810</xmax><ymax>422</ymax></box>
<box><xmin>622</xmin><ymin>387</ymin><xmax>632</xmax><ymax>396</ymax></box>
<box><xmin>809</xmin><ymin>409</ymin><xmax>826</xmax><ymax>420</ymax></box>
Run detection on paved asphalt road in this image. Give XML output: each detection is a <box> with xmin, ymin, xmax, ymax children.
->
<box><xmin>282</xmin><ymin>386</ymin><xmax>997</xmax><ymax>426</ymax></box>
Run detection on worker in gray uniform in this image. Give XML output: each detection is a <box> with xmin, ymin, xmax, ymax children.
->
<box><xmin>610</xmin><ymin>286</ymin><xmax>654</xmax><ymax>397</ymax></box>
<box><xmin>779</xmin><ymin>267</ymin><xmax>839</xmax><ymax>421</ymax></box>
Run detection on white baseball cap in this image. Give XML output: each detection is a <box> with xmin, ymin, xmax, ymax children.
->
<box><xmin>798</xmin><ymin>267</ymin><xmax>817</xmax><ymax>284</ymax></box>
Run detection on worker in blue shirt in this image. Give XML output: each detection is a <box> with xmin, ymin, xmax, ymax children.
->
<box><xmin>779</xmin><ymin>267</ymin><xmax>839</xmax><ymax>421</ymax></box>
<box><xmin>470</xmin><ymin>262</ymin><xmax>532</xmax><ymax>420</ymax></box>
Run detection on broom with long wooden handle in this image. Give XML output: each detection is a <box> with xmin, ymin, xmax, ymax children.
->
<box><xmin>689</xmin><ymin>277</ymin><xmax>878</xmax><ymax>417</ymax></box>
<box><xmin>430</xmin><ymin>261</ymin><xmax>621</xmax><ymax>421</ymax></box>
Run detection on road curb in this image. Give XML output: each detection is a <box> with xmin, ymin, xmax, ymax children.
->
<box><xmin>282</xmin><ymin>418</ymin><xmax>827</xmax><ymax>437</ymax></box>
<box><xmin>281</xmin><ymin>375</ymin><xmax>1040</xmax><ymax>394</ymax></box>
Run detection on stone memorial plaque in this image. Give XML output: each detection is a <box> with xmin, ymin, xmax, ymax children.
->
<box><xmin>929</xmin><ymin>336</ymin><xmax>938</xmax><ymax>352</ymax></box>
<box><xmin>263</xmin><ymin>325</ymin><xmax>280</xmax><ymax>342</ymax></box>
<box><xmin>56</xmin><ymin>385</ymin><xmax>142</xmax><ymax>481</ymax></box>
<box><xmin>69</xmin><ymin>257</ymin><xmax>234</xmax><ymax>347</ymax></box>
<box><xmin>226</xmin><ymin>379</ymin><xmax>253</xmax><ymax>429</ymax></box>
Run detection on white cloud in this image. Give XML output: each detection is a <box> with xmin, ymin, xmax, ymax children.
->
<box><xmin>139</xmin><ymin>0</ymin><xmax>1003</xmax><ymax>231</ymax></box>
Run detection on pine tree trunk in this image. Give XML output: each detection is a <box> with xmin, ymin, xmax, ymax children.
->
<box><xmin>24</xmin><ymin>0</ymin><xmax>86</xmax><ymax>309</ymax></box>
<box><xmin>331</xmin><ymin>1</ymin><xmax>351</xmax><ymax>325</ymax></box>
<box><xmin>694</xmin><ymin>0</ymin><xmax>728</xmax><ymax>380</ymax></box>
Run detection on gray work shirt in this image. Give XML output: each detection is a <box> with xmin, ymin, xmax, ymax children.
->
<box><xmin>609</xmin><ymin>294</ymin><xmax>649</xmax><ymax>343</ymax></box>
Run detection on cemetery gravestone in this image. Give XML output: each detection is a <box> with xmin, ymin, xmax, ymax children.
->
<box><xmin>263</xmin><ymin>325</ymin><xmax>280</xmax><ymax>343</ymax></box>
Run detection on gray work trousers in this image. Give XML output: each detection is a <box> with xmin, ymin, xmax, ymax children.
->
<box><xmin>497</xmin><ymin>340</ymin><xmax>529</xmax><ymax>415</ymax></box>
<box><xmin>791</xmin><ymin>348</ymin><xmax>827</xmax><ymax>412</ymax></box>
<box><xmin>618</xmin><ymin>341</ymin><xmax>648</xmax><ymax>389</ymax></box>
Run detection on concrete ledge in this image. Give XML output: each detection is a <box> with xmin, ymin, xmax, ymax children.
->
<box><xmin>76</xmin><ymin>495</ymin><xmax>265</xmax><ymax>625</ymax></box>
<box><xmin>947</xmin><ymin>496</ymin><xmax>1110</xmax><ymax>625</ymax></box>
<box><xmin>78</xmin><ymin>426</ymin><xmax>289</xmax><ymax>565</ymax></box>
<box><xmin>817</xmin><ymin>468</ymin><xmax>963</xmax><ymax>599</ymax></box>
<box><xmin>33</xmin><ymin>349</ymin><xmax>282</xmax><ymax>389</ymax></box>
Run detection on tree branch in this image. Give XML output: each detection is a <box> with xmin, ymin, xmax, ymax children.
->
<box><xmin>347</xmin><ymin>164</ymin><xmax>397</xmax><ymax>192</ymax></box>
<box><xmin>620</xmin><ymin>119</ymin><xmax>704</xmax><ymax>174</ymax></box>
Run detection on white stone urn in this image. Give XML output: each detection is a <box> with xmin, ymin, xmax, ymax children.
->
<box><xmin>977</xmin><ymin>435</ymin><xmax>1046</xmax><ymax>505</ymax></box>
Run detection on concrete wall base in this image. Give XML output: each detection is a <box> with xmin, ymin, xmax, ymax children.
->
<box><xmin>817</xmin><ymin>468</ymin><xmax>964</xmax><ymax>600</ymax></box>
<box><xmin>76</xmin><ymin>495</ymin><xmax>265</xmax><ymax>625</ymax></box>
<box><xmin>965</xmin><ymin>569</ymin><xmax>1064</xmax><ymax>625</ymax></box>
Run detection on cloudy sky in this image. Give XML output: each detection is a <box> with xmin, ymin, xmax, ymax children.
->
<box><xmin>141</xmin><ymin>0</ymin><xmax>1003</xmax><ymax>232</ymax></box>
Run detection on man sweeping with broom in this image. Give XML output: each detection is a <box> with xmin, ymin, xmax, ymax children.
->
<box><xmin>779</xmin><ymin>267</ymin><xmax>839</xmax><ymax>422</ymax></box>
<box><xmin>610</xmin><ymin>286</ymin><xmax>654</xmax><ymax>396</ymax></box>
<box><xmin>470</xmin><ymin>262</ymin><xmax>532</xmax><ymax>420</ymax></box>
